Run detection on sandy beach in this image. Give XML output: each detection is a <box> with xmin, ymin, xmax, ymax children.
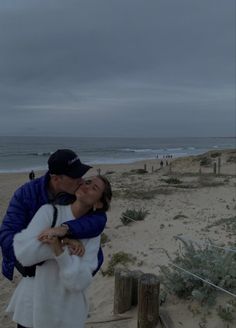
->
<box><xmin>0</xmin><ymin>149</ymin><xmax>236</xmax><ymax>328</ymax></box>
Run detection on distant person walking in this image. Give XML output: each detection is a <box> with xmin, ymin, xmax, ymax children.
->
<box><xmin>29</xmin><ymin>170</ymin><xmax>35</xmax><ymax>180</ymax></box>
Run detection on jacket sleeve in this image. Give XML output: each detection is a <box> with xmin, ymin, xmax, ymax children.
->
<box><xmin>13</xmin><ymin>205</ymin><xmax>55</xmax><ymax>266</ymax></box>
<box><xmin>55</xmin><ymin>236</ymin><xmax>100</xmax><ymax>292</ymax></box>
<box><xmin>0</xmin><ymin>187</ymin><xmax>31</xmax><ymax>270</ymax></box>
<box><xmin>64</xmin><ymin>211</ymin><xmax>107</xmax><ymax>239</ymax></box>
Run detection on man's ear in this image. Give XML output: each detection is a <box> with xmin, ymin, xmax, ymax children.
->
<box><xmin>50</xmin><ymin>174</ymin><xmax>60</xmax><ymax>181</ymax></box>
<box><xmin>50</xmin><ymin>174</ymin><xmax>62</xmax><ymax>186</ymax></box>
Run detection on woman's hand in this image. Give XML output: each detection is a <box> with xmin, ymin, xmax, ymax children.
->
<box><xmin>39</xmin><ymin>235</ymin><xmax>63</xmax><ymax>256</ymax></box>
<box><xmin>38</xmin><ymin>225</ymin><xmax>69</xmax><ymax>241</ymax></box>
<box><xmin>63</xmin><ymin>238</ymin><xmax>85</xmax><ymax>256</ymax></box>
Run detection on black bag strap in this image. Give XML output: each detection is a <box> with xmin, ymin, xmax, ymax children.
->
<box><xmin>51</xmin><ymin>204</ymin><xmax>58</xmax><ymax>228</ymax></box>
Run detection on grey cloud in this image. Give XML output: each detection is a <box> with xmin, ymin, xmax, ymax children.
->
<box><xmin>0</xmin><ymin>0</ymin><xmax>235</xmax><ymax>136</ymax></box>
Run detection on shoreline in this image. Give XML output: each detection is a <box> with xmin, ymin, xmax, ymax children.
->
<box><xmin>0</xmin><ymin>147</ymin><xmax>235</xmax><ymax>175</ymax></box>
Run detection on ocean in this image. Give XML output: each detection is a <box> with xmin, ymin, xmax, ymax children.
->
<box><xmin>0</xmin><ymin>136</ymin><xmax>235</xmax><ymax>173</ymax></box>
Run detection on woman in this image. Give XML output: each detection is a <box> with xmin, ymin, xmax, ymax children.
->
<box><xmin>7</xmin><ymin>175</ymin><xmax>112</xmax><ymax>328</ymax></box>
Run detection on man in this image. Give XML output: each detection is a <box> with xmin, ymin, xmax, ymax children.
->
<box><xmin>0</xmin><ymin>149</ymin><xmax>107</xmax><ymax>281</ymax></box>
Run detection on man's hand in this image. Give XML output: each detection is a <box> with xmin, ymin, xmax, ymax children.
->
<box><xmin>38</xmin><ymin>225</ymin><xmax>69</xmax><ymax>240</ymax></box>
<box><xmin>63</xmin><ymin>238</ymin><xmax>85</xmax><ymax>256</ymax></box>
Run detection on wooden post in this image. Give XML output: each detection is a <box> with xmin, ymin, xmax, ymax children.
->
<box><xmin>213</xmin><ymin>162</ymin><xmax>217</xmax><ymax>175</ymax></box>
<box><xmin>217</xmin><ymin>157</ymin><xmax>221</xmax><ymax>175</ymax></box>
<box><xmin>137</xmin><ymin>274</ymin><xmax>160</xmax><ymax>328</ymax></box>
<box><xmin>114</xmin><ymin>269</ymin><xmax>132</xmax><ymax>314</ymax></box>
<box><xmin>144</xmin><ymin>164</ymin><xmax>147</xmax><ymax>172</ymax></box>
<box><xmin>97</xmin><ymin>168</ymin><xmax>101</xmax><ymax>175</ymax></box>
<box><xmin>131</xmin><ymin>270</ymin><xmax>143</xmax><ymax>306</ymax></box>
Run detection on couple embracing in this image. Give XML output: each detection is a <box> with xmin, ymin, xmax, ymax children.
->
<box><xmin>0</xmin><ymin>149</ymin><xmax>112</xmax><ymax>328</ymax></box>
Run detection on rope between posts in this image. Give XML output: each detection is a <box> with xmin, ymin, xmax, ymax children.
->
<box><xmin>175</xmin><ymin>235</ymin><xmax>236</xmax><ymax>253</ymax></box>
<box><xmin>170</xmin><ymin>262</ymin><xmax>236</xmax><ymax>299</ymax></box>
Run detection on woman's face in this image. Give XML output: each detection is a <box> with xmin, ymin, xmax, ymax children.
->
<box><xmin>75</xmin><ymin>176</ymin><xmax>105</xmax><ymax>208</ymax></box>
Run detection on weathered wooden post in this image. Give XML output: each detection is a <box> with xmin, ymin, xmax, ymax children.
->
<box><xmin>131</xmin><ymin>270</ymin><xmax>143</xmax><ymax>306</ymax></box>
<box><xmin>114</xmin><ymin>268</ymin><xmax>132</xmax><ymax>314</ymax></box>
<box><xmin>213</xmin><ymin>162</ymin><xmax>217</xmax><ymax>175</ymax></box>
<box><xmin>97</xmin><ymin>168</ymin><xmax>101</xmax><ymax>175</ymax></box>
<box><xmin>144</xmin><ymin>164</ymin><xmax>147</xmax><ymax>172</ymax></box>
<box><xmin>217</xmin><ymin>157</ymin><xmax>221</xmax><ymax>175</ymax></box>
<box><xmin>137</xmin><ymin>274</ymin><xmax>160</xmax><ymax>328</ymax></box>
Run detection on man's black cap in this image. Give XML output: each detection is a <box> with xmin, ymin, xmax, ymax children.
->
<box><xmin>48</xmin><ymin>149</ymin><xmax>92</xmax><ymax>178</ymax></box>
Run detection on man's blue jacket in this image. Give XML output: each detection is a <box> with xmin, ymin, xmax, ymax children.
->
<box><xmin>0</xmin><ymin>172</ymin><xmax>107</xmax><ymax>281</ymax></box>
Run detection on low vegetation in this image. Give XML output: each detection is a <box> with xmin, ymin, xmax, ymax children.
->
<box><xmin>217</xmin><ymin>304</ymin><xmax>235</xmax><ymax>323</ymax></box>
<box><xmin>120</xmin><ymin>208</ymin><xmax>149</xmax><ymax>225</ymax></box>
<box><xmin>130</xmin><ymin>168</ymin><xmax>148</xmax><ymax>174</ymax></box>
<box><xmin>163</xmin><ymin>177</ymin><xmax>182</xmax><ymax>184</ymax></box>
<box><xmin>200</xmin><ymin>156</ymin><xmax>212</xmax><ymax>166</ymax></box>
<box><xmin>197</xmin><ymin>176</ymin><xmax>225</xmax><ymax>187</ymax></box>
<box><xmin>122</xmin><ymin>168</ymin><xmax>148</xmax><ymax>177</ymax></box>
<box><xmin>204</xmin><ymin>216</ymin><xmax>236</xmax><ymax>235</ymax></box>
<box><xmin>159</xmin><ymin>237</ymin><xmax>236</xmax><ymax>306</ymax></box>
<box><xmin>227</xmin><ymin>155</ymin><xmax>236</xmax><ymax>163</ymax></box>
<box><xmin>210</xmin><ymin>152</ymin><xmax>222</xmax><ymax>158</ymax></box>
<box><xmin>102</xmin><ymin>251</ymin><xmax>136</xmax><ymax>276</ymax></box>
<box><xmin>172</xmin><ymin>214</ymin><xmax>188</xmax><ymax>220</ymax></box>
<box><xmin>101</xmin><ymin>232</ymin><xmax>110</xmax><ymax>246</ymax></box>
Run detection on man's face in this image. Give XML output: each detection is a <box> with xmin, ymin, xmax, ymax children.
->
<box><xmin>57</xmin><ymin>175</ymin><xmax>84</xmax><ymax>195</ymax></box>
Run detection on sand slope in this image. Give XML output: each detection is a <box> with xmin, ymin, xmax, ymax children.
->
<box><xmin>0</xmin><ymin>149</ymin><xmax>236</xmax><ymax>328</ymax></box>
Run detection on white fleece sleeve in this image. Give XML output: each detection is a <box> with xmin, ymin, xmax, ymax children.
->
<box><xmin>14</xmin><ymin>205</ymin><xmax>55</xmax><ymax>266</ymax></box>
<box><xmin>55</xmin><ymin>236</ymin><xmax>100</xmax><ymax>292</ymax></box>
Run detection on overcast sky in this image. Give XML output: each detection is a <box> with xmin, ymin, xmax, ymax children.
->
<box><xmin>0</xmin><ymin>0</ymin><xmax>235</xmax><ymax>137</ymax></box>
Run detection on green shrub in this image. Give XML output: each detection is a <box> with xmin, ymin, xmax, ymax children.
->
<box><xmin>200</xmin><ymin>157</ymin><xmax>212</xmax><ymax>166</ymax></box>
<box><xmin>205</xmin><ymin>216</ymin><xmax>236</xmax><ymax>235</ymax></box>
<box><xmin>217</xmin><ymin>304</ymin><xmax>234</xmax><ymax>323</ymax></box>
<box><xmin>159</xmin><ymin>237</ymin><xmax>236</xmax><ymax>305</ymax></box>
<box><xmin>210</xmin><ymin>152</ymin><xmax>221</xmax><ymax>158</ymax></box>
<box><xmin>130</xmin><ymin>169</ymin><xmax>148</xmax><ymax>174</ymax></box>
<box><xmin>227</xmin><ymin>155</ymin><xmax>236</xmax><ymax>163</ymax></box>
<box><xmin>198</xmin><ymin>176</ymin><xmax>225</xmax><ymax>187</ymax></box>
<box><xmin>164</xmin><ymin>178</ymin><xmax>182</xmax><ymax>184</ymax></box>
<box><xmin>120</xmin><ymin>208</ymin><xmax>149</xmax><ymax>225</ymax></box>
<box><xmin>101</xmin><ymin>233</ymin><xmax>110</xmax><ymax>245</ymax></box>
<box><xmin>102</xmin><ymin>251</ymin><xmax>136</xmax><ymax>276</ymax></box>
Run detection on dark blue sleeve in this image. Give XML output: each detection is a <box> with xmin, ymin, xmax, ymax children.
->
<box><xmin>64</xmin><ymin>211</ymin><xmax>107</xmax><ymax>239</ymax></box>
<box><xmin>0</xmin><ymin>188</ymin><xmax>30</xmax><ymax>280</ymax></box>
